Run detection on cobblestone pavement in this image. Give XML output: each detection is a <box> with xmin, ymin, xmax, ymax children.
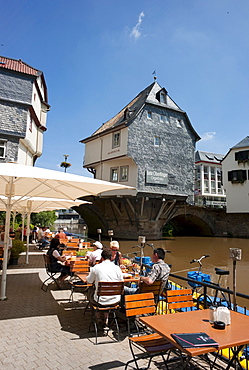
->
<box><xmin>0</xmin><ymin>247</ymin><xmax>229</xmax><ymax>370</ymax></box>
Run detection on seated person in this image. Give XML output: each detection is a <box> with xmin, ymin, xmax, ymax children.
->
<box><xmin>37</xmin><ymin>227</ymin><xmax>50</xmax><ymax>250</ymax></box>
<box><xmin>124</xmin><ymin>247</ymin><xmax>170</xmax><ymax>294</ymax></box>
<box><xmin>86</xmin><ymin>241</ymin><xmax>103</xmax><ymax>266</ymax></box>
<box><xmin>54</xmin><ymin>228</ymin><xmax>68</xmax><ymax>240</ymax></box>
<box><xmin>47</xmin><ymin>238</ymin><xmax>71</xmax><ymax>284</ymax></box>
<box><xmin>63</xmin><ymin>227</ymin><xmax>73</xmax><ymax>236</ymax></box>
<box><xmin>110</xmin><ymin>240</ymin><xmax>122</xmax><ymax>266</ymax></box>
<box><xmin>86</xmin><ymin>248</ymin><xmax>123</xmax><ymax>308</ymax></box>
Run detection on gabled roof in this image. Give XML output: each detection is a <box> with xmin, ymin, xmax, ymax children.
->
<box><xmin>222</xmin><ymin>136</ymin><xmax>249</xmax><ymax>162</ymax></box>
<box><xmin>231</xmin><ymin>136</ymin><xmax>249</xmax><ymax>149</ymax></box>
<box><xmin>0</xmin><ymin>55</ymin><xmax>41</xmax><ymax>76</ymax></box>
<box><xmin>81</xmin><ymin>81</ymin><xmax>200</xmax><ymax>142</ymax></box>
<box><xmin>0</xmin><ymin>55</ymin><xmax>49</xmax><ymax>105</ymax></box>
<box><xmin>195</xmin><ymin>150</ymin><xmax>224</xmax><ymax>164</ymax></box>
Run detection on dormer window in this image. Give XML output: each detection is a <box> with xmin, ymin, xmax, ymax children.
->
<box><xmin>156</xmin><ymin>88</ymin><xmax>168</xmax><ymax>104</ymax></box>
<box><xmin>147</xmin><ymin>111</ymin><xmax>152</xmax><ymax>119</ymax></box>
<box><xmin>160</xmin><ymin>91</ymin><xmax>167</xmax><ymax>104</ymax></box>
<box><xmin>112</xmin><ymin>131</ymin><xmax>120</xmax><ymax>148</ymax></box>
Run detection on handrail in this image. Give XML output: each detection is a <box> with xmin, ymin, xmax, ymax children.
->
<box><xmin>169</xmin><ymin>272</ymin><xmax>249</xmax><ymax>307</ymax></box>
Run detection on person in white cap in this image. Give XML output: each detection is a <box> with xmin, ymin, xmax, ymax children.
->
<box><xmin>110</xmin><ymin>240</ymin><xmax>122</xmax><ymax>266</ymax></box>
<box><xmin>87</xmin><ymin>241</ymin><xmax>103</xmax><ymax>266</ymax></box>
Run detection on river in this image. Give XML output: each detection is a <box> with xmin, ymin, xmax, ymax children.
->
<box><xmin>114</xmin><ymin>236</ymin><xmax>249</xmax><ymax>306</ymax></box>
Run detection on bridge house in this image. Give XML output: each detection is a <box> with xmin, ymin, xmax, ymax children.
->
<box><xmin>80</xmin><ymin>80</ymin><xmax>200</xmax><ymax>239</ymax></box>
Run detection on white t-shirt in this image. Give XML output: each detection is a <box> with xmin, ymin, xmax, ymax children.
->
<box><xmin>88</xmin><ymin>248</ymin><xmax>102</xmax><ymax>265</ymax></box>
<box><xmin>87</xmin><ymin>260</ymin><xmax>123</xmax><ymax>305</ymax></box>
<box><xmin>52</xmin><ymin>249</ymin><xmax>60</xmax><ymax>259</ymax></box>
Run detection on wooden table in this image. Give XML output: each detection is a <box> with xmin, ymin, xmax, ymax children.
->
<box><xmin>76</xmin><ymin>273</ymin><xmax>140</xmax><ymax>284</ymax></box>
<box><xmin>140</xmin><ymin>309</ymin><xmax>249</xmax><ymax>369</ymax></box>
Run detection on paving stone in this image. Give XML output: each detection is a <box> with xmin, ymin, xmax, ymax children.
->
<box><xmin>0</xmin><ymin>250</ymin><xmax>229</xmax><ymax>370</ymax></box>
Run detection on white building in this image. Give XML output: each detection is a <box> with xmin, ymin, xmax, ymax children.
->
<box><xmin>0</xmin><ymin>56</ymin><xmax>49</xmax><ymax>165</ymax></box>
<box><xmin>195</xmin><ymin>151</ymin><xmax>226</xmax><ymax>208</ymax></box>
<box><xmin>222</xmin><ymin>136</ymin><xmax>249</xmax><ymax>213</ymax></box>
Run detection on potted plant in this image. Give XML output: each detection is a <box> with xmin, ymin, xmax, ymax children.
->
<box><xmin>9</xmin><ymin>240</ymin><xmax>26</xmax><ymax>265</ymax></box>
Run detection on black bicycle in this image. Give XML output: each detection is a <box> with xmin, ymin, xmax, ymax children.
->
<box><xmin>196</xmin><ymin>267</ymin><xmax>231</xmax><ymax>309</ymax></box>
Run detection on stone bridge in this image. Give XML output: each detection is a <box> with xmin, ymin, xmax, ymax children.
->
<box><xmin>76</xmin><ymin>197</ymin><xmax>249</xmax><ymax>240</ymax></box>
<box><xmin>170</xmin><ymin>205</ymin><xmax>249</xmax><ymax>238</ymax></box>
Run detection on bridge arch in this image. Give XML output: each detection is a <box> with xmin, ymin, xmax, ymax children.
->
<box><xmin>166</xmin><ymin>211</ymin><xmax>214</xmax><ymax>236</ymax></box>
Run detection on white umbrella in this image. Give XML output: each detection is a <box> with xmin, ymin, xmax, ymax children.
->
<box><xmin>7</xmin><ymin>196</ymin><xmax>90</xmax><ymax>264</ymax></box>
<box><xmin>0</xmin><ymin>163</ymin><xmax>133</xmax><ymax>300</ymax></box>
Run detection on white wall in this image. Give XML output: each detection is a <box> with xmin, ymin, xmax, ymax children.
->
<box><xmin>84</xmin><ymin>127</ymin><xmax>128</xmax><ymax>167</ymax></box>
<box><xmin>222</xmin><ymin>147</ymin><xmax>249</xmax><ymax>212</ymax></box>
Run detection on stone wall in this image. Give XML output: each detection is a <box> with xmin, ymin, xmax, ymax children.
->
<box><xmin>0</xmin><ymin>101</ymin><xmax>27</xmax><ymax>136</ymax></box>
<box><xmin>127</xmin><ymin>103</ymin><xmax>196</xmax><ymax>204</ymax></box>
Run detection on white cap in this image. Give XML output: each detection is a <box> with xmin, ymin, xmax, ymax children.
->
<box><xmin>110</xmin><ymin>240</ymin><xmax>119</xmax><ymax>250</ymax></box>
<box><xmin>93</xmin><ymin>241</ymin><xmax>103</xmax><ymax>249</ymax></box>
<box><xmin>63</xmin><ymin>227</ymin><xmax>67</xmax><ymax>231</ymax></box>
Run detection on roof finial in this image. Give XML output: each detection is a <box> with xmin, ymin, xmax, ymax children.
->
<box><xmin>152</xmin><ymin>70</ymin><xmax>157</xmax><ymax>81</ymax></box>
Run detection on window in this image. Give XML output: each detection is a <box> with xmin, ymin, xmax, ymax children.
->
<box><xmin>29</xmin><ymin>117</ymin><xmax>32</xmax><ymax>132</ymax></box>
<box><xmin>176</xmin><ymin>119</ymin><xmax>182</xmax><ymax>128</ymax></box>
<box><xmin>110</xmin><ymin>167</ymin><xmax>118</xmax><ymax>182</ymax></box>
<box><xmin>160</xmin><ymin>115</ymin><xmax>164</xmax><ymax>122</ymax></box>
<box><xmin>147</xmin><ymin>111</ymin><xmax>152</xmax><ymax>119</ymax></box>
<box><xmin>112</xmin><ymin>132</ymin><xmax>120</xmax><ymax>148</ymax></box>
<box><xmin>235</xmin><ymin>150</ymin><xmax>249</xmax><ymax>162</ymax></box>
<box><xmin>228</xmin><ymin>170</ymin><xmax>247</xmax><ymax>183</ymax></box>
<box><xmin>120</xmin><ymin>166</ymin><xmax>129</xmax><ymax>181</ymax></box>
<box><xmin>0</xmin><ymin>140</ymin><xmax>6</xmax><ymax>158</ymax></box>
<box><xmin>154</xmin><ymin>136</ymin><xmax>160</xmax><ymax>147</ymax></box>
<box><xmin>160</xmin><ymin>92</ymin><xmax>167</xmax><ymax>104</ymax></box>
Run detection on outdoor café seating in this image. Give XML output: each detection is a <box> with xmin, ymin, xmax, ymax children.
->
<box><xmin>139</xmin><ymin>280</ymin><xmax>163</xmax><ymax>306</ymax></box>
<box><xmin>68</xmin><ymin>260</ymin><xmax>90</xmax><ymax>304</ymax></box>
<box><xmin>161</xmin><ymin>288</ymin><xmax>195</xmax><ymax>313</ymax></box>
<box><xmin>89</xmin><ymin>281</ymin><xmax>124</xmax><ymax>345</ymax></box>
<box><xmin>124</xmin><ymin>292</ymin><xmax>175</xmax><ymax>370</ymax></box>
<box><xmin>41</xmin><ymin>254</ymin><xmax>61</xmax><ymax>292</ymax></box>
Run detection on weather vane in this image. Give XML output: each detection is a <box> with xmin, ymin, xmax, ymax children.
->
<box><xmin>152</xmin><ymin>70</ymin><xmax>157</xmax><ymax>80</ymax></box>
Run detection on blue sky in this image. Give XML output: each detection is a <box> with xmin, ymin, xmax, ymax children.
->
<box><xmin>1</xmin><ymin>0</ymin><xmax>249</xmax><ymax>176</ymax></box>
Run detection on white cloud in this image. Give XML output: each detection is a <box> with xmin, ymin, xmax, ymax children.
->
<box><xmin>130</xmin><ymin>11</ymin><xmax>145</xmax><ymax>41</ymax></box>
<box><xmin>201</xmin><ymin>131</ymin><xmax>216</xmax><ymax>141</ymax></box>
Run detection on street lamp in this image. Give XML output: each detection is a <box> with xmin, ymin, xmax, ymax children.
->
<box><xmin>60</xmin><ymin>154</ymin><xmax>72</xmax><ymax>173</ymax></box>
<box><xmin>97</xmin><ymin>228</ymin><xmax>102</xmax><ymax>242</ymax></box>
<box><xmin>108</xmin><ymin>229</ymin><xmax>114</xmax><ymax>242</ymax></box>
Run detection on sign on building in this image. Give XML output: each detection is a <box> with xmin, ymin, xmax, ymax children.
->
<box><xmin>145</xmin><ymin>170</ymin><xmax>168</xmax><ymax>185</ymax></box>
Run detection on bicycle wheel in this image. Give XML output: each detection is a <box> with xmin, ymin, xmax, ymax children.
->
<box><xmin>196</xmin><ymin>293</ymin><xmax>213</xmax><ymax>309</ymax></box>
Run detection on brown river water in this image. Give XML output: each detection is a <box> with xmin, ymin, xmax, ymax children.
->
<box><xmin>115</xmin><ymin>237</ymin><xmax>249</xmax><ymax>307</ymax></box>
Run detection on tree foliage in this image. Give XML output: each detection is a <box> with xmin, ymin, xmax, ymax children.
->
<box><xmin>31</xmin><ymin>210</ymin><xmax>57</xmax><ymax>227</ymax></box>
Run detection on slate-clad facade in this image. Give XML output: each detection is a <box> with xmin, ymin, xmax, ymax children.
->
<box><xmin>82</xmin><ymin>80</ymin><xmax>200</xmax><ymax>204</ymax></box>
<box><xmin>79</xmin><ymin>81</ymin><xmax>201</xmax><ymax>239</ymax></box>
<box><xmin>0</xmin><ymin>56</ymin><xmax>49</xmax><ymax>165</ymax></box>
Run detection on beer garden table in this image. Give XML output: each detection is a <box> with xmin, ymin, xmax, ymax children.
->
<box><xmin>140</xmin><ymin>309</ymin><xmax>249</xmax><ymax>369</ymax></box>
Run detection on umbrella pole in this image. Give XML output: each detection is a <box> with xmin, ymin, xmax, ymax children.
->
<box><xmin>25</xmin><ymin>211</ymin><xmax>31</xmax><ymax>264</ymax></box>
<box><xmin>1</xmin><ymin>199</ymin><xmax>12</xmax><ymax>300</ymax></box>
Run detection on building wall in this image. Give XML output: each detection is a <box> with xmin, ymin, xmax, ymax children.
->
<box><xmin>0</xmin><ymin>69</ymin><xmax>33</xmax><ymax>104</ymax></box>
<box><xmin>84</xmin><ymin>127</ymin><xmax>128</xmax><ymax>167</ymax></box>
<box><xmin>0</xmin><ymin>101</ymin><xmax>27</xmax><ymax>137</ymax></box>
<box><xmin>127</xmin><ymin>103</ymin><xmax>196</xmax><ymax>203</ymax></box>
<box><xmin>0</xmin><ymin>67</ymin><xmax>47</xmax><ymax>165</ymax></box>
<box><xmin>222</xmin><ymin>147</ymin><xmax>249</xmax><ymax>212</ymax></box>
<box><xmin>195</xmin><ymin>163</ymin><xmax>226</xmax><ymax>208</ymax></box>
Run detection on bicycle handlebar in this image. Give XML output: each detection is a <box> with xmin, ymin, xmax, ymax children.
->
<box><xmin>190</xmin><ymin>255</ymin><xmax>210</xmax><ymax>264</ymax></box>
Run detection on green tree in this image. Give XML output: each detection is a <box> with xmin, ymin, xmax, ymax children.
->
<box><xmin>31</xmin><ymin>210</ymin><xmax>57</xmax><ymax>227</ymax></box>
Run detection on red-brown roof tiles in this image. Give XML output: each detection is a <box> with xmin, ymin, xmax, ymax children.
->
<box><xmin>0</xmin><ymin>55</ymin><xmax>40</xmax><ymax>76</ymax></box>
